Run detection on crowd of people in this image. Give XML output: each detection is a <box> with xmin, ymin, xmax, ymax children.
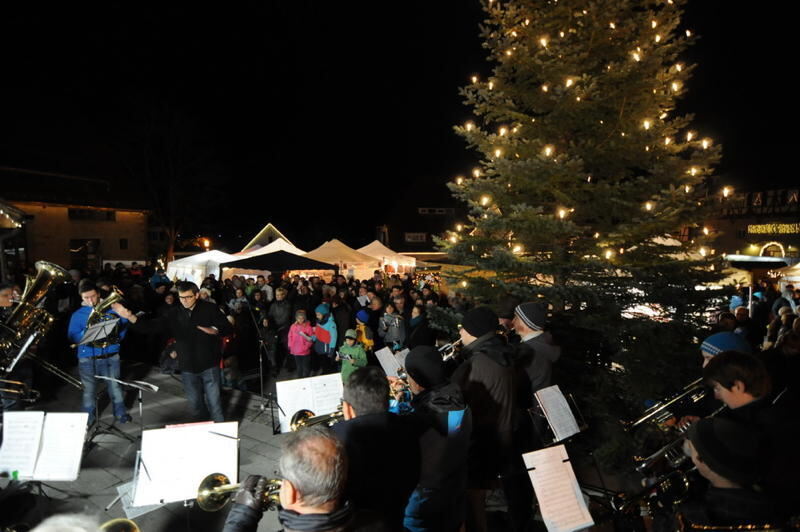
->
<box><xmin>3</xmin><ymin>260</ymin><xmax>800</xmax><ymax>530</ymax></box>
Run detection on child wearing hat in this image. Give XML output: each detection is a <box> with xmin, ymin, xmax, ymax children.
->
<box><xmin>287</xmin><ymin>309</ymin><xmax>315</xmax><ymax>378</ymax></box>
<box><xmin>355</xmin><ymin>309</ymin><xmax>375</xmax><ymax>353</ymax></box>
<box><xmin>337</xmin><ymin>329</ymin><xmax>367</xmax><ymax>383</ymax></box>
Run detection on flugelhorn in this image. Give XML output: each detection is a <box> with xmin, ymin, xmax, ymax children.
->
<box><xmin>196</xmin><ymin>472</ymin><xmax>281</xmax><ymax>512</ymax></box>
<box><xmin>438</xmin><ymin>338</ymin><xmax>462</xmax><ymax>362</ymax></box>
<box><xmin>290</xmin><ymin>406</ymin><xmax>343</xmax><ymax>431</ymax></box>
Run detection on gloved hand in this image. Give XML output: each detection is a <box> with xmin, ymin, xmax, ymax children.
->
<box><xmin>233</xmin><ymin>475</ymin><xmax>269</xmax><ymax>512</ymax></box>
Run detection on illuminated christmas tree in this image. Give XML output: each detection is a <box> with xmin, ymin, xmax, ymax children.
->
<box><xmin>443</xmin><ymin>0</ymin><xmax>726</xmax><ymax>464</ymax></box>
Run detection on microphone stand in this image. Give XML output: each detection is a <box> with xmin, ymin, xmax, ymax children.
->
<box><xmin>245</xmin><ymin>301</ymin><xmax>282</xmax><ymax>433</ymax></box>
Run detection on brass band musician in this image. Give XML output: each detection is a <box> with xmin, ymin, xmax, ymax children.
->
<box><xmin>67</xmin><ymin>280</ymin><xmax>130</xmax><ymax>425</ymax></box>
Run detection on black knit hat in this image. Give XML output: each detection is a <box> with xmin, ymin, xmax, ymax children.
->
<box><xmin>688</xmin><ymin>417</ymin><xmax>761</xmax><ymax>487</ymax></box>
<box><xmin>461</xmin><ymin>306</ymin><xmax>498</xmax><ymax>338</ymax></box>
<box><xmin>405</xmin><ymin>346</ymin><xmax>446</xmax><ymax>389</ymax></box>
<box><xmin>514</xmin><ymin>302</ymin><xmax>546</xmax><ymax>331</ymax></box>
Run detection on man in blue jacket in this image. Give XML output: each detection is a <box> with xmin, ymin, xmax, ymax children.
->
<box><xmin>67</xmin><ymin>280</ymin><xmax>130</xmax><ymax>425</ymax></box>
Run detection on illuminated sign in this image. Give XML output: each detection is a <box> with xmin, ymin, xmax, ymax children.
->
<box><xmin>746</xmin><ymin>223</ymin><xmax>800</xmax><ymax>235</ymax></box>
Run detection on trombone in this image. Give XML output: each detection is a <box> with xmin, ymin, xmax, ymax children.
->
<box><xmin>0</xmin><ymin>377</ymin><xmax>40</xmax><ymax>402</ymax></box>
<box><xmin>623</xmin><ymin>378</ymin><xmax>706</xmax><ymax>431</ymax></box>
<box><xmin>196</xmin><ymin>472</ymin><xmax>281</xmax><ymax>512</ymax></box>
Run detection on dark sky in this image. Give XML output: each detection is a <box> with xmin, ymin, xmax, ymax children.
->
<box><xmin>0</xmin><ymin>2</ymin><xmax>794</xmax><ymax>249</ymax></box>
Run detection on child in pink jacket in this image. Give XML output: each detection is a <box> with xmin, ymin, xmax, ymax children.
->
<box><xmin>288</xmin><ymin>309</ymin><xmax>314</xmax><ymax>378</ymax></box>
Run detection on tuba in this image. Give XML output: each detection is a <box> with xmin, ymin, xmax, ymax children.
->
<box><xmin>0</xmin><ymin>261</ymin><xmax>82</xmax><ymax>390</ymax></box>
<box><xmin>197</xmin><ymin>472</ymin><xmax>281</xmax><ymax>512</ymax></box>
<box><xmin>86</xmin><ymin>287</ymin><xmax>125</xmax><ymax>348</ymax></box>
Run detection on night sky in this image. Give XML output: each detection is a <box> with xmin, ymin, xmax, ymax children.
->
<box><xmin>0</xmin><ymin>2</ymin><xmax>794</xmax><ymax>250</ymax></box>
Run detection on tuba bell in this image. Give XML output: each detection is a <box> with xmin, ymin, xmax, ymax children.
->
<box><xmin>196</xmin><ymin>472</ymin><xmax>281</xmax><ymax>512</ymax></box>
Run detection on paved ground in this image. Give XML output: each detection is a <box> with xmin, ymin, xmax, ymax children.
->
<box><xmin>1</xmin><ymin>361</ymin><xmax>288</xmax><ymax>531</ymax></box>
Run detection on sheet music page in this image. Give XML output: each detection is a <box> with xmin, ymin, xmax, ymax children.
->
<box><xmin>133</xmin><ymin>421</ymin><xmax>239</xmax><ymax>506</ymax></box>
<box><xmin>523</xmin><ymin>445</ymin><xmax>593</xmax><ymax>532</ymax></box>
<box><xmin>395</xmin><ymin>348</ymin><xmax>409</xmax><ymax>370</ymax></box>
<box><xmin>33</xmin><ymin>413</ymin><xmax>89</xmax><ymax>481</ymax></box>
<box><xmin>535</xmin><ymin>385</ymin><xmax>580</xmax><ymax>442</ymax></box>
<box><xmin>275</xmin><ymin>374</ymin><xmax>343</xmax><ymax>433</ymax></box>
<box><xmin>375</xmin><ymin>347</ymin><xmax>401</xmax><ymax>377</ymax></box>
<box><xmin>0</xmin><ymin>411</ymin><xmax>44</xmax><ymax>478</ymax></box>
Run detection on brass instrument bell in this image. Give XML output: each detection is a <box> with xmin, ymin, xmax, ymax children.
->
<box><xmin>196</xmin><ymin>472</ymin><xmax>281</xmax><ymax>512</ymax></box>
<box><xmin>289</xmin><ymin>407</ymin><xmax>343</xmax><ymax>431</ymax></box>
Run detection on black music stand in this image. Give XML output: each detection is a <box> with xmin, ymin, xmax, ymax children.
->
<box><xmin>95</xmin><ymin>376</ymin><xmax>158</xmax><ymax>437</ymax></box>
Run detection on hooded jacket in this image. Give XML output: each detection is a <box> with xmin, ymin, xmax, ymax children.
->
<box><xmin>314</xmin><ymin>313</ymin><xmax>338</xmax><ymax>356</ymax></box>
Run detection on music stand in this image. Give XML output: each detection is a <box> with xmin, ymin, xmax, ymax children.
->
<box><xmin>95</xmin><ymin>376</ymin><xmax>158</xmax><ymax>437</ymax></box>
<box><xmin>77</xmin><ymin>318</ymin><xmax>120</xmax><ymax>347</ymax></box>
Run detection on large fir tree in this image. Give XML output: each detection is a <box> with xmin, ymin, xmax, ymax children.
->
<box><xmin>443</xmin><ymin>0</ymin><xmax>726</xmax><ymax>464</ymax></box>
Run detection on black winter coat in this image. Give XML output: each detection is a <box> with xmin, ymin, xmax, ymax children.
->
<box><xmin>132</xmin><ymin>299</ymin><xmax>232</xmax><ymax>373</ymax></box>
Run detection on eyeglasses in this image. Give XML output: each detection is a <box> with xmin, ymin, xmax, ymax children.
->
<box><xmin>178</xmin><ymin>294</ymin><xmax>197</xmax><ymax>300</ymax></box>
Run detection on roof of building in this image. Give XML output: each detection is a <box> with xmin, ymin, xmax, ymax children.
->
<box><xmin>240</xmin><ymin>223</ymin><xmax>295</xmax><ymax>252</ymax></box>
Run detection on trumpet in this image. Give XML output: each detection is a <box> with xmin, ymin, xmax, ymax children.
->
<box><xmin>196</xmin><ymin>472</ymin><xmax>281</xmax><ymax>512</ymax></box>
<box><xmin>290</xmin><ymin>406</ymin><xmax>343</xmax><ymax>431</ymax></box>
<box><xmin>438</xmin><ymin>338</ymin><xmax>463</xmax><ymax>362</ymax></box>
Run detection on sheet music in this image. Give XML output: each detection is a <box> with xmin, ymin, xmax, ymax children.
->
<box><xmin>133</xmin><ymin>421</ymin><xmax>239</xmax><ymax>506</ymax></box>
<box><xmin>535</xmin><ymin>385</ymin><xmax>580</xmax><ymax>442</ymax></box>
<box><xmin>0</xmin><ymin>411</ymin><xmax>44</xmax><ymax>478</ymax></box>
<box><xmin>275</xmin><ymin>374</ymin><xmax>343</xmax><ymax>433</ymax></box>
<box><xmin>33</xmin><ymin>413</ymin><xmax>88</xmax><ymax>481</ymax></box>
<box><xmin>523</xmin><ymin>445</ymin><xmax>593</xmax><ymax>532</ymax></box>
<box><xmin>375</xmin><ymin>347</ymin><xmax>402</xmax><ymax>377</ymax></box>
<box><xmin>395</xmin><ymin>348</ymin><xmax>409</xmax><ymax>370</ymax></box>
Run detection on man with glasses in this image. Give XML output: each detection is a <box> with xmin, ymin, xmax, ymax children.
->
<box><xmin>113</xmin><ymin>281</ymin><xmax>232</xmax><ymax>422</ymax></box>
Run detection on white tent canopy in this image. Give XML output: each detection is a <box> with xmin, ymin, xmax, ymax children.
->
<box><xmin>776</xmin><ymin>262</ymin><xmax>800</xmax><ymax>283</ymax></box>
<box><xmin>241</xmin><ymin>238</ymin><xmax>305</xmax><ymax>258</ymax></box>
<box><xmin>166</xmin><ymin>250</ymin><xmax>236</xmax><ymax>286</ymax></box>
<box><xmin>305</xmin><ymin>239</ymin><xmax>381</xmax><ymax>281</ymax></box>
<box><xmin>223</xmin><ymin>238</ymin><xmax>308</xmax><ymax>279</ymax></box>
<box><xmin>357</xmin><ymin>240</ymin><xmax>416</xmax><ymax>273</ymax></box>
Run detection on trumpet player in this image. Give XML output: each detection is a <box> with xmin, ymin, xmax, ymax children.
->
<box><xmin>222</xmin><ymin>427</ymin><xmax>390</xmax><ymax>532</ymax></box>
<box><xmin>331</xmin><ymin>366</ymin><xmax>420</xmax><ymax>530</ymax></box>
<box><xmin>703</xmin><ymin>350</ymin><xmax>800</xmax><ymax>520</ymax></box>
<box><xmin>67</xmin><ymin>280</ymin><xmax>130</xmax><ymax>426</ymax></box>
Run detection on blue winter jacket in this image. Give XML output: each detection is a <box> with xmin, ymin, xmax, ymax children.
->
<box><xmin>67</xmin><ymin>305</ymin><xmax>128</xmax><ymax>359</ymax></box>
